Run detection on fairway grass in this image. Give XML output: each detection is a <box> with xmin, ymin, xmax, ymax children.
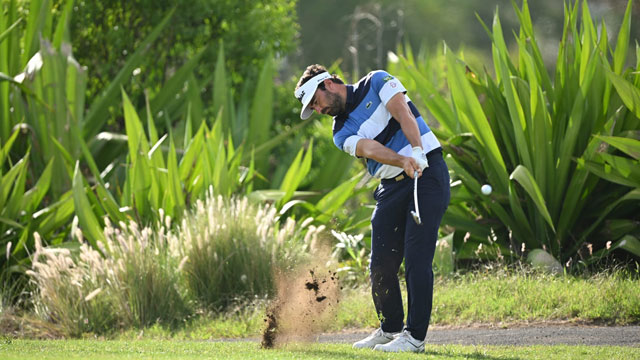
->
<box><xmin>114</xmin><ymin>269</ymin><xmax>638</xmax><ymax>340</ymax></box>
<box><xmin>4</xmin><ymin>268</ymin><xmax>638</xmax><ymax>341</ymax></box>
<box><xmin>1</xmin><ymin>340</ymin><xmax>638</xmax><ymax>360</ymax></box>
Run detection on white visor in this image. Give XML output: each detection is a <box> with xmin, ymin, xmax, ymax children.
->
<box><xmin>294</xmin><ymin>72</ymin><xmax>332</xmax><ymax>119</ymax></box>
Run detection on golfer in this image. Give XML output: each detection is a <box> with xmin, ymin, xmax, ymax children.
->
<box><xmin>294</xmin><ymin>65</ymin><xmax>450</xmax><ymax>353</ymax></box>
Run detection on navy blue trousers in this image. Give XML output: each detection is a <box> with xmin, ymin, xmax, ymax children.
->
<box><xmin>369</xmin><ymin>152</ymin><xmax>450</xmax><ymax>341</ymax></box>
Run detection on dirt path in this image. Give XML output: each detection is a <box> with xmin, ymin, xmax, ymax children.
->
<box><xmin>313</xmin><ymin>325</ymin><xmax>640</xmax><ymax>347</ymax></box>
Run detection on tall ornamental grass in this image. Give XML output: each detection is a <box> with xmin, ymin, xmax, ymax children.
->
<box><xmin>389</xmin><ymin>0</ymin><xmax>640</xmax><ymax>270</ymax></box>
<box><xmin>27</xmin><ymin>192</ymin><xmax>318</xmax><ymax>336</ymax></box>
<box><xmin>176</xmin><ymin>192</ymin><xmax>324</xmax><ymax>310</ymax></box>
<box><xmin>27</xmin><ymin>218</ymin><xmax>190</xmax><ymax>336</ymax></box>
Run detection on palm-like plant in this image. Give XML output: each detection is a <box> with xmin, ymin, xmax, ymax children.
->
<box><xmin>389</xmin><ymin>0</ymin><xmax>639</xmax><ymax>269</ymax></box>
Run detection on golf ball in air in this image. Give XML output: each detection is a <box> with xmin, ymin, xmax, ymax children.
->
<box><xmin>481</xmin><ymin>184</ymin><xmax>492</xmax><ymax>195</ymax></box>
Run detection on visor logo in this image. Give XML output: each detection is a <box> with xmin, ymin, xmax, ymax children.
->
<box><xmin>297</xmin><ymin>90</ymin><xmax>305</xmax><ymax>102</ymax></box>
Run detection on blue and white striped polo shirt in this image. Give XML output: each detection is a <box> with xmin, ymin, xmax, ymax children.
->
<box><xmin>332</xmin><ymin>70</ymin><xmax>441</xmax><ymax>179</ymax></box>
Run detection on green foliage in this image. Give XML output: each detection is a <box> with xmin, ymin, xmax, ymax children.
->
<box><xmin>57</xmin><ymin>0</ymin><xmax>298</xmax><ymax>119</ymax></box>
<box><xmin>1</xmin><ymin>0</ymin><xmax>362</xmax><ymax>293</ymax></box>
<box><xmin>27</xmin><ymin>195</ymin><xmax>318</xmax><ymax>335</ymax></box>
<box><xmin>389</xmin><ymin>0</ymin><xmax>640</xmax><ymax>267</ymax></box>
<box><xmin>331</xmin><ymin>230</ymin><xmax>369</xmax><ymax>285</ymax></box>
<box><xmin>28</xmin><ymin>219</ymin><xmax>192</xmax><ymax>336</ymax></box>
<box><xmin>0</xmin><ymin>2</ymin><xmax>181</xmax><ymax>279</ymax></box>
<box><xmin>176</xmin><ymin>195</ymin><xmax>320</xmax><ymax>310</ymax></box>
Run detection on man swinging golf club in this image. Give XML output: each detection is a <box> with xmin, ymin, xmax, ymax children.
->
<box><xmin>294</xmin><ymin>65</ymin><xmax>450</xmax><ymax>353</ymax></box>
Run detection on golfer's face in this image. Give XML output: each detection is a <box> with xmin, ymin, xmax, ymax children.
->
<box><xmin>309</xmin><ymin>88</ymin><xmax>342</xmax><ymax>116</ymax></box>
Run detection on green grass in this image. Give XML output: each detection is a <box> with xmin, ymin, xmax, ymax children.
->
<box><xmin>103</xmin><ymin>267</ymin><xmax>639</xmax><ymax>340</ymax></box>
<box><xmin>0</xmin><ymin>340</ymin><xmax>637</xmax><ymax>360</ymax></box>
<box><xmin>6</xmin><ymin>267</ymin><xmax>638</xmax><ymax>340</ymax></box>
<box><xmin>430</xmin><ymin>267</ymin><xmax>640</xmax><ymax>326</ymax></box>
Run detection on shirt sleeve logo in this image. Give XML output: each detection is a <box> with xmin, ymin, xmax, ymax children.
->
<box><xmin>383</xmin><ymin>75</ymin><xmax>393</xmax><ymax>82</ymax></box>
<box><xmin>390</xmin><ymin>81</ymin><xmax>397</xmax><ymax>88</ymax></box>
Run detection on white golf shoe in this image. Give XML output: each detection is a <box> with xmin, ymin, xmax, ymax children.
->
<box><xmin>352</xmin><ymin>328</ymin><xmax>397</xmax><ymax>349</ymax></box>
<box><xmin>374</xmin><ymin>329</ymin><xmax>425</xmax><ymax>353</ymax></box>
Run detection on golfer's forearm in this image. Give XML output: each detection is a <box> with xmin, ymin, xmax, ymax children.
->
<box><xmin>355</xmin><ymin>139</ymin><xmax>407</xmax><ymax>168</ymax></box>
<box><xmin>386</xmin><ymin>93</ymin><xmax>423</xmax><ymax>149</ymax></box>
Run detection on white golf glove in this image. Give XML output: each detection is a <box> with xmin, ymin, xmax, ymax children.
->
<box><xmin>411</xmin><ymin>146</ymin><xmax>429</xmax><ymax>171</ymax></box>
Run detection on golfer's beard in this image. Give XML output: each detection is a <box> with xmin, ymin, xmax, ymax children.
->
<box><xmin>323</xmin><ymin>92</ymin><xmax>345</xmax><ymax>116</ymax></box>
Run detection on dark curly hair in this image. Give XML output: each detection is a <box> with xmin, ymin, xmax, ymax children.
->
<box><xmin>295</xmin><ymin>64</ymin><xmax>344</xmax><ymax>93</ymax></box>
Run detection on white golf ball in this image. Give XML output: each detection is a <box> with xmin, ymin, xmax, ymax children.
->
<box><xmin>481</xmin><ymin>184</ymin><xmax>492</xmax><ymax>195</ymax></box>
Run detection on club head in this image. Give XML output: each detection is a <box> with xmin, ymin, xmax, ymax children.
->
<box><xmin>411</xmin><ymin>211</ymin><xmax>422</xmax><ymax>225</ymax></box>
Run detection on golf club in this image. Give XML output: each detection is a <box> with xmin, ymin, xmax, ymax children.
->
<box><xmin>411</xmin><ymin>170</ymin><xmax>422</xmax><ymax>225</ymax></box>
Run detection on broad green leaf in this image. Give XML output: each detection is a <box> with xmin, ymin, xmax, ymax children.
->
<box><xmin>445</xmin><ymin>47</ymin><xmax>508</xmax><ymax>193</ymax></box>
<box><xmin>612</xmin><ymin>235</ymin><xmax>640</xmax><ymax>258</ymax></box>
<box><xmin>613</xmin><ymin>0</ymin><xmax>633</xmax><ymax>75</ymax></box>
<box><xmin>95</xmin><ymin>183</ymin><xmax>127</xmax><ymax>223</ymax></box>
<box><xmin>0</xmin><ymin>216</ymin><xmax>23</xmax><ymax>229</ymax></box>
<box><xmin>22</xmin><ymin>158</ymin><xmax>53</xmax><ymax>213</ymax></box>
<box><xmin>179</xmin><ymin>122</ymin><xmax>206</xmax><ymax>182</ymax></box>
<box><xmin>607</xmin><ymin>69</ymin><xmax>640</xmax><ymax>120</ymax></box>
<box><xmin>145</xmin><ymin>93</ymin><xmax>159</xmax><ymax>144</ymax></box>
<box><xmin>507</xmin><ymin>181</ymin><xmax>535</xmax><ymax>240</ymax></box>
<box><xmin>52</xmin><ymin>0</ymin><xmax>73</xmax><ymax>48</ymax></box>
<box><xmin>396</xmin><ymin>54</ymin><xmax>457</xmax><ymax>133</ymax></box>
<box><xmin>595</xmin><ymin>135</ymin><xmax>640</xmax><ymax>160</ymax></box>
<box><xmin>5</xmin><ymin>152</ymin><xmax>28</xmax><ymax>218</ymax></box>
<box><xmin>164</xmin><ymin>137</ymin><xmax>184</xmax><ymax>217</ymax></box>
<box><xmin>278</xmin><ymin>139</ymin><xmax>313</xmax><ymax>208</ymax></box>
<box><xmin>441</xmin><ymin>211</ymin><xmax>492</xmax><ymax>238</ymax></box>
<box><xmin>510</xmin><ymin>165</ymin><xmax>555</xmax><ymax>233</ymax></box>
<box><xmin>0</xmin><ymin>129</ymin><xmax>19</xmax><ymax>168</ymax></box>
<box><xmin>1</xmin><ymin>157</ymin><xmax>27</xmax><ymax>209</ymax></box>
<box><xmin>183</xmin><ymin>103</ymin><xmax>193</xmax><ymax>150</ymax></box>
<box><xmin>0</xmin><ymin>17</ymin><xmax>22</xmax><ymax>45</ymax></box>
<box><xmin>72</xmin><ymin>162</ymin><xmax>104</xmax><ymax>249</ymax></box>
<box><xmin>22</xmin><ymin>0</ymin><xmax>50</xmax><ymax>65</ymax></box>
<box><xmin>34</xmin><ymin>191</ymin><xmax>74</xmax><ymax>236</ymax></box>
<box><xmin>314</xmin><ymin>172</ymin><xmax>363</xmax><ymax>223</ymax></box>
<box><xmin>577</xmin><ymin>188</ymin><xmax>640</xmax><ymax>244</ymax></box>
<box><xmin>122</xmin><ymin>88</ymin><xmax>150</xmax><ymax>162</ymax></box>
<box><xmin>590</xmin><ymin>235</ymin><xmax>640</xmax><ymax>263</ymax></box>
<box><xmin>580</xmin><ymin>156</ymin><xmax>640</xmax><ymax>188</ymax></box>
<box><xmin>598</xmin><ymin>153</ymin><xmax>640</xmax><ymax>180</ymax></box>
<box><xmin>50</xmin><ymin>136</ymin><xmax>74</xmax><ymax>179</ymax></box>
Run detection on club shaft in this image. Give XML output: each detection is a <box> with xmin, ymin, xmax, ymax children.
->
<box><xmin>413</xmin><ymin>171</ymin><xmax>420</xmax><ymax>220</ymax></box>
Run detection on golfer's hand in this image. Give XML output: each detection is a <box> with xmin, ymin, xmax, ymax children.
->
<box><xmin>411</xmin><ymin>146</ymin><xmax>429</xmax><ymax>171</ymax></box>
<box><xmin>402</xmin><ymin>157</ymin><xmax>422</xmax><ymax>178</ymax></box>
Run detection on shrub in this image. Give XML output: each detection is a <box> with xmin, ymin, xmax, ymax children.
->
<box><xmin>28</xmin><ymin>217</ymin><xmax>192</xmax><ymax>336</ymax></box>
<box><xmin>56</xmin><ymin>0</ymin><xmax>298</xmax><ymax>112</ymax></box>
<box><xmin>27</xmin><ymin>191</ymin><xmax>321</xmax><ymax>335</ymax></box>
<box><xmin>389</xmin><ymin>0</ymin><xmax>640</xmax><ymax>269</ymax></box>
<box><xmin>175</xmin><ymin>191</ymin><xmax>323</xmax><ymax>310</ymax></box>
<box><xmin>27</xmin><ymin>232</ymin><xmax>129</xmax><ymax>336</ymax></box>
